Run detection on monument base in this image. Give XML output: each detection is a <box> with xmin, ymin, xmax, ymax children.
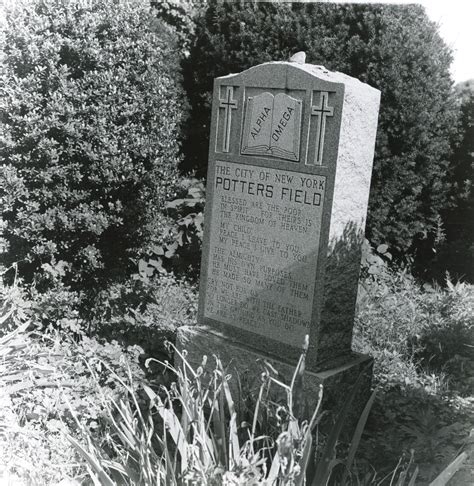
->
<box><xmin>176</xmin><ymin>325</ymin><xmax>373</xmax><ymax>439</ymax></box>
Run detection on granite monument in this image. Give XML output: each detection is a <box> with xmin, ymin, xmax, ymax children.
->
<box><xmin>177</xmin><ymin>56</ymin><xmax>381</xmax><ymax>415</ymax></box>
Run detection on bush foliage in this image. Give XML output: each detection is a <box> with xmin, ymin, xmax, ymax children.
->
<box><xmin>356</xmin><ymin>242</ymin><xmax>473</xmax><ymax>392</ymax></box>
<box><xmin>436</xmin><ymin>81</ymin><xmax>474</xmax><ymax>281</ymax></box>
<box><xmin>0</xmin><ymin>0</ymin><xmax>186</xmax><ymax>289</ymax></box>
<box><xmin>138</xmin><ymin>177</ymin><xmax>205</xmax><ymax>283</ymax></box>
<box><xmin>355</xmin><ymin>243</ymin><xmax>473</xmax><ymax>480</ymax></box>
<box><xmin>151</xmin><ymin>0</ymin><xmax>204</xmax><ymax>53</ymax></box>
<box><xmin>183</xmin><ymin>2</ymin><xmax>459</xmax><ymax>256</ymax></box>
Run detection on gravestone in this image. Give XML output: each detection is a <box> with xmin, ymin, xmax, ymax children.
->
<box><xmin>177</xmin><ymin>58</ymin><xmax>380</xmax><ymax>417</ymax></box>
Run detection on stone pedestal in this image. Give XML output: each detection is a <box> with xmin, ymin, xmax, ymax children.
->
<box><xmin>176</xmin><ymin>325</ymin><xmax>373</xmax><ymax>437</ymax></box>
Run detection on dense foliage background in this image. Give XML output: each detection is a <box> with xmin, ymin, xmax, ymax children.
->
<box><xmin>1</xmin><ymin>0</ymin><xmax>471</xmax><ymax>286</ymax></box>
<box><xmin>182</xmin><ymin>1</ymin><xmax>462</xmax><ymax>266</ymax></box>
<box><xmin>435</xmin><ymin>81</ymin><xmax>474</xmax><ymax>282</ymax></box>
<box><xmin>0</xmin><ymin>0</ymin><xmax>186</xmax><ymax>290</ymax></box>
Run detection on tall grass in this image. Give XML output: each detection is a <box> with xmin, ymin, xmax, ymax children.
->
<box><xmin>68</xmin><ymin>337</ymin><xmax>422</xmax><ymax>486</ymax></box>
<box><xmin>68</xmin><ymin>335</ymin><xmax>467</xmax><ymax>485</ymax></box>
<box><xmin>68</xmin><ymin>339</ymin><xmax>323</xmax><ymax>484</ymax></box>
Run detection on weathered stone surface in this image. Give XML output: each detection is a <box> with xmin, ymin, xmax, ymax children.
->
<box><xmin>205</xmin><ymin>160</ymin><xmax>325</xmax><ymax>349</ymax></box>
<box><xmin>196</xmin><ymin>61</ymin><xmax>380</xmax><ymax>371</ymax></box>
<box><xmin>176</xmin><ymin>325</ymin><xmax>373</xmax><ymax>437</ymax></box>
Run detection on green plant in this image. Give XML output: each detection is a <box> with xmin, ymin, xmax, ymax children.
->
<box><xmin>355</xmin><ymin>256</ymin><xmax>426</xmax><ymax>389</ymax></box>
<box><xmin>399</xmin><ymin>405</ymin><xmax>466</xmax><ymax>479</ymax></box>
<box><xmin>1</xmin><ymin>0</ymin><xmax>186</xmax><ymax>290</ymax></box>
<box><xmin>355</xmin><ymin>243</ymin><xmax>473</xmax><ymax>481</ymax></box>
<box><xmin>0</xmin><ymin>263</ymin><xmax>32</xmax><ymax>333</ymax></box>
<box><xmin>424</xmin><ymin>79</ymin><xmax>474</xmax><ymax>283</ymax></box>
<box><xmin>69</xmin><ymin>339</ymin><xmax>469</xmax><ymax>485</ymax></box>
<box><xmin>151</xmin><ymin>0</ymin><xmax>205</xmax><ymax>53</ymax></box>
<box><xmin>2</xmin><ymin>276</ymin><xmax>469</xmax><ymax>485</ymax></box>
<box><xmin>415</xmin><ymin>278</ymin><xmax>474</xmax><ymax>396</ymax></box>
<box><xmin>68</xmin><ymin>342</ymin><xmax>312</xmax><ymax>484</ymax></box>
<box><xmin>355</xmin><ymin>242</ymin><xmax>474</xmax><ymax>393</ymax></box>
<box><xmin>361</xmin><ymin>388</ymin><xmax>470</xmax><ymax>484</ymax></box>
<box><xmin>88</xmin><ymin>273</ymin><xmax>198</xmax><ymax>362</ymax></box>
<box><xmin>1</xmin><ymin>259</ymin><xmax>89</xmax><ymax>337</ymax></box>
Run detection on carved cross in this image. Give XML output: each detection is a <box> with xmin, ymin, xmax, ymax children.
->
<box><xmin>310</xmin><ymin>91</ymin><xmax>333</xmax><ymax>165</ymax></box>
<box><xmin>219</xmin><ymin>86</ymin><xmax>238</xmax><ymax>153</ymax></box>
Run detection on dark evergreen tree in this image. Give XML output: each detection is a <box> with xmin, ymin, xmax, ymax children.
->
<box><xmin>183</xmin><ymin>1</ymin><xmax>459</xmax><ymax>256</ymax></box>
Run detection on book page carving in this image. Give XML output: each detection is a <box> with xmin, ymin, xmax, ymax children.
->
<box><xmin>241</xmin><ymin>92</ymin><xmax>302</xmax><ymax>161</ymax></box>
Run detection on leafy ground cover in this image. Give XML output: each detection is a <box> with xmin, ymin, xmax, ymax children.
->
<box><xmin>0</xmin><ymin>324</ymin><xmax>146</xmax><ymax>485</ymax></box>
<box><xmin>0</xmin><ymin>257</ymin><xmax>203</xmax><ymax>482</ymax></box>
<box><xmin>354</xmin><ymin>247</ymin><xmax>474</xmax><ymax>482</ymax></box>
<box><xmin>0</xmin><ymin>255</ymin><xmax>472</xmax><ymax>484</ymax></box>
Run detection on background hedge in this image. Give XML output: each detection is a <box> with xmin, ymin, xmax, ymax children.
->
<box><xmin>1</xmin><ymin>0</ymin><xmax>186</xmax><ymax>289</ymax></box>
<box><xmin>1</xmin><ymin>0</ymin><xmax>470</xmax><ymax>286</ymax></box>
<box><xmin>182</xmin><ymin>1</ymin><xmax>460</xmax><ymax>261</ymax></box>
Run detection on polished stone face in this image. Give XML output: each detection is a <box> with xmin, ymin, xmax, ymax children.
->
<box><xmin>198</xmin><ymin>62</ymin><xmax>380</xmax><ymax>370</ymax></box>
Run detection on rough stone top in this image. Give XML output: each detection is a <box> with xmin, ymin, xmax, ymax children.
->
<box><xmin>218</xmin><ymin>61</ymin><xmax>380</xmax><ymax>96</ymax></box>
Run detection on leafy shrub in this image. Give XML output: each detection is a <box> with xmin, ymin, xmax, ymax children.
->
<box><xmin>139</xmin><ymin>178</ymin><xmax>205</xmax><ymax>282</ymax></box>
<box><xmin>356</xmin><ymin>242</ymin><xmax>473</xmax><ymax>392</ymax></box>
<box><xmin>361</xmin><ymin>387</ymin><xmax>470</xmax><ymax>483</ymax></box>
<box><xmin>0</xmin><ymin>0</ymin><xmax>186</xmax><ymax>289</ymax></box>
<box><xmin>356</xmin><ymin>244</ymin><xmax>426</xmax><ymax>389</ymax></box>
<box><xmin>89</xmin><ymin>272</ymin><xmax>198</xmax><ymax>360</ymax></box>
<box><xmin>70</xmin><ymin>341</ymin><xmax>471</xmax><ymax>485</ymax></box>
<box><xmin>0</xmin><ymin>264</ymin><xmax>32</xmax><ymax>333</ymax></box>
<box><xmin>151</xmin><ymin>0</ymin><xmax>205</xmax><ymax>53</ymax></box>
<box><xmin>183</xmin><ymin>2</ymin><xmax>459</xmax><ymax>257</ymax></box>
<box><xmin>355</xmin><ymin>246</ymin><xmax>473</xmax><ymax>480</ymax></box>
<box><xmin>415</xmin><ymin>280</ymin><xmax>474</xmax><ymax>395</ymax></box>
<box><xmin>30</xmin><ymin>282</ymin><xmax>86</xmax><ymax>337</ymax></box>
<box><xmin>421</xmin><ymin>80</ymin><xmax>474</xmax><ymax>283</ymax></box>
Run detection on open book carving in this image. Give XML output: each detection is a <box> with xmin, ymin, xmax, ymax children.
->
<box><xmin>241</xmin><ymin>92</ymin><xmax>302</xmax><ymax>161</ymax></box>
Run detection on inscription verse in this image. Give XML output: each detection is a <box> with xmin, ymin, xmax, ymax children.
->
<box><xmin>204</xmin><ymin>161</ymin><xmax>326</xmax><ymax>346</ymax></box>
